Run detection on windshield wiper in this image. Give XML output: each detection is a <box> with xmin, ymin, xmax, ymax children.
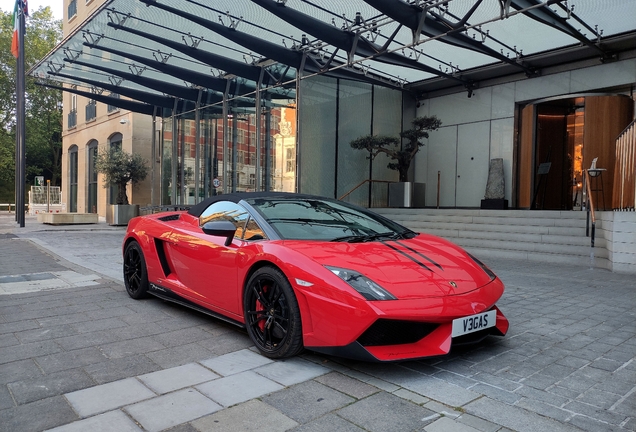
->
<box><xmin>331</xmin><ymin>232</ymin><xmax>403</xmax><ymax>243</ymax></box>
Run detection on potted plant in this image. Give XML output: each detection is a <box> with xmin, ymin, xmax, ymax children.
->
<box><xmin>350</xmin><ymin>115</ymin><xmax>441</xmax><ymax>207</ymax></box>
<box><xmin>95</xmin><ymin>147</ymin><xmax>148</xmax><ymax>225</ymax></box>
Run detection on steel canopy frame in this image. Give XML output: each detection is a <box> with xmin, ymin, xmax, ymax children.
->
<box><xmin>137</xmin><ymin>0</ymin><xmax>404</xmax><ymax>90</ymax></box>
<box><xmin>47</xmin><ymin>71</ymin><xmax>176</xmax><ymax>109</ymax></box>
<box><xmin>106</xmin><ymin>21</ymin><xmax>265</xmax><ymax>83</ymax></box>
<box><xmin>249</xmin><ymin>0</ymin><xmax>465</xmax><ymax>84</ymax></box>
<box><xmin>36</xmin><ymin>82</ymin><xmax>156</xmax><ymax>115</ymax></box>
<box><xmin>508</xmin><ymin>0</ymin><xmax>606</xmax><ymax>56</ymax></box>
<box><xmin>28</xmin><ymin>0</ymin><xmax>625</xmax><ymax>105</ymax></box>
<box><xmin>63</xmin><ymin>57</ymin><xmax>204</xmax><ymax>101</ymax></box>
<box><xmin>361</xmin><ymin>0</ymin><xmax>535</xmax><ymax>76</ymax></box>
<box><xmin>82</xmin><ymin>42</ymin><xmax>258</xmax><ymax>95</ymax></box>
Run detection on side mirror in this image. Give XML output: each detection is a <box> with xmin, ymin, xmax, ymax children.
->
<box><xmin>201</xmin><ymin>220</ymin><xmax>237</xmax><ymax>246</ymax></box>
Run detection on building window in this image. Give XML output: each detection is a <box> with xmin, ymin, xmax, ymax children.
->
<box><xmin>68</xmin><ymin>110</ymin><xmax>77</xmax><ymax>129</ymax></box>
<box><xmin>185</xmin><ymin>120</ymin><xmax>194</xmax><ymax>136</ymax></box>
<box><xmin>68</xmin><ymin>0</ymin><xmax>77</xmax><ymax>19</ymax></box>
<box><xmin>87</xmin><ymin>140</ymin><xmax>98</xmax><ymax>213</ymax></box>
<box><xmin>285</xmin><ymin>148</ymin><xmax>295</xmax><ymax>173</ymax></box>
<box><xmin>68</xmin><ymin>94</ymin><xmax>77</xmax><ymax>128</ymax></box>
<box><xmin>85</xmin><ymin>100</ymin><xmax>97</xmax><ymax>122</ymax></box>
<box><xmin>107</xmin><ymin>93</ymin><xmax>119</xmax><ymax>113</ymax></box>
<box><xmin>69</xmin><ymin>145</ymin><xmax>78</xmax><ymax>213</ymax></box>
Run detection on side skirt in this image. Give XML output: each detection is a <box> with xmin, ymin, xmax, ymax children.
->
<box><xmin>148</xmin><ymin>283</ymin><xmax>245</xmax><ymax>329</ymax></box>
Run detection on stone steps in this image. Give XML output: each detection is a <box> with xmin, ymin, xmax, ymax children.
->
<box><xmin>373</xmin><ymin>208</ymin><xmax>608</xmax><ymax>269</ymax></box>
<box><xmin>422</xmin><ymin>227</ymin><xmax>605</xmax><ymax>248</ymax></box>
<box><xmin>403</xmin><ymin>221</ymin><xmax>587</xmax><ymax>237</ymax></box>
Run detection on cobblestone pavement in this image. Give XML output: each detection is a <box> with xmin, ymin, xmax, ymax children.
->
<box><xmin>0</xmin><ymin>213</ymin><xmax>634</xmax><ymax>432</ymax></box>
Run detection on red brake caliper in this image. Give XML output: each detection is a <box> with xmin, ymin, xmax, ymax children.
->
<box><xmin>256</xmin><ymin>285</ymin><xmax>268</xmax><ymax>331</ymax></box>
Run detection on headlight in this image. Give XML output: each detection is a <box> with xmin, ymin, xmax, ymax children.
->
<box><xmin>326</xmin><ymin>266</ymin><xmax>397</xmax><ymax>301</ymax></box>
<box><xmin>468</xmin><ymin>253</ymin><xmax>496</xmax><ymax>281</ymax></box>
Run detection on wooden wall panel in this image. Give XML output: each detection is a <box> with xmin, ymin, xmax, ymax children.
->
<box><xmin>613</xmin><ymin>122</ymin><xmax>636</xmax><ymax>209</ymax></box>
<box><xmin>518</xmin><ymin>104</ymin><xmax>535</xmax><ymax>209</ymax></box>
<box><xmin>584</xmin><ymin>96</ymin><xmax>634</xmax><ymax>210</ymax></box>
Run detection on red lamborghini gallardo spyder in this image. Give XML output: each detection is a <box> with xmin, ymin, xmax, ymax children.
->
<box><xmin>123</xmin><ymin>192</ymin><xmax>508</xmax><ymax>361</ymax></box>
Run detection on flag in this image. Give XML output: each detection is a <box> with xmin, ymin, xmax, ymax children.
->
<box><xmin>11</xmin><ymin>0</ymin><xmax>28</xmax><ymax>58</ymax></box>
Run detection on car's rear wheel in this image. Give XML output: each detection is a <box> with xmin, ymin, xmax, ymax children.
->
<box><xmin>123</xmin><ymin>241</ymin><xmax>149</xmax><ymax>299</ymax></box>
<box><xmin>244</xmin><ymin>266</ymin><xmax>303</xmax><ymax>359</ymax></box>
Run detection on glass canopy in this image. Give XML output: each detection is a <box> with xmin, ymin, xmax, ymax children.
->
<box><xmin>30</xmin><ymin>0</ymin><xmax>636</xmax><ymax>110</ymax></box>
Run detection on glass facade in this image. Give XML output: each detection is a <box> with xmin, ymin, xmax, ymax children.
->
<box><xmin>159</xmin><ymin>66</ymin><xmax>303</xmax><ymax>206</ymax></box>
<box><xmin>157</xmin><ymin>73</ymin><xmax>404</xmax><ymax>207</ymax></box>
<box><xmin>298</xmin><ymin>75</ymin><xmax>404</xmax><ymax>207</ymax></box>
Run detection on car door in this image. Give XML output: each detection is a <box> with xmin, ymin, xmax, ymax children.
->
<box><xmin>167</xmin><ymin>201</ymin><xmax>250</xmax><ymax>316</ymax></box>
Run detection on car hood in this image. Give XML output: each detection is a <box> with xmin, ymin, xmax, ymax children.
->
<box><xmin>280</xmin><ymin>234</ymin><xmax>493</xmax><ymax>300</ymax></box>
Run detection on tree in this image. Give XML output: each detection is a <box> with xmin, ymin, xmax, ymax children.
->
<box><xmin>350</xmin><ymin>116</ymin><xmax>442</xmax><ymax>182</ymax></box>
<box><xmin>95</xmin><ymin>148</ymin><xmax>149</xmax><ymax>205</ymax></box>
<box><xmin>0</xmin><ymin>7</ymin><xmax>62</xmax><ymax>202</ymax></box>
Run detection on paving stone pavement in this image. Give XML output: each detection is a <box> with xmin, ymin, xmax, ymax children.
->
<box><xmin>0</xmin><ymin>213</ymin><xmax>634</xmax><ymax>432</ymax></box>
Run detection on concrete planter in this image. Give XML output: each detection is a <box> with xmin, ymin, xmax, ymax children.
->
<box><xmin>388</xmin><ymin>182</ymin><xmax>425</xmax><ymax>208</ymax></box>
<box><xmin>106</xmin><ymin>204</ymin><xmax>139</xmax><ymax>226</ymax></box>
<box><xmin>38</xmin><ymin>213</ymin><xmax>98</xmax><ymax>225</ymax></box>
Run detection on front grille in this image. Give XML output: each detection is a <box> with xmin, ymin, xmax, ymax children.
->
<box><xmin>158</xmin><ymin>214</ymin><xmax>180</xmax><ymax>222</ymax></box>
<box><xmin>357</xmin><ymin>319</ymin><xmax>438</xmax><ymax>346</ymax></box>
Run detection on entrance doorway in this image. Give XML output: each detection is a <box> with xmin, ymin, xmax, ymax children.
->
<box><xmin>531</xmin><ymin>99</ymin><xmax>584</xmax><ymax>210</ymax></box>
<box><xmin>517</xmin><ymin>95</ymin><xmax>633</xmax><ymax>210</ymax></box>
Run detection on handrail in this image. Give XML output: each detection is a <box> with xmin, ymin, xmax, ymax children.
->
<box><xmin>338</xmin><ymin>179</ymin><xmax>395</xmax><ymax>201</ymax></box>
<box><xmin>584</xmin><ymin>169</ymin><xmax>596</xmax><ymax>247</ymax></box>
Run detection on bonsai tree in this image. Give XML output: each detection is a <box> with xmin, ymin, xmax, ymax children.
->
<box><xmin>95</xmin><ymin>148</ymin><xmax>148</xmax><ymax>205</ymax></box>
<box><xmin>350</xmin><ymin>115</ymin><xmax>442</xmax><ymax>182</ymax></box>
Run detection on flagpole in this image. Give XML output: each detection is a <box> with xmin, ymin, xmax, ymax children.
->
<box><xmin>16</xmin><ymin>1</ymin><xmax>26</xmax><ymax>227</ymax></box>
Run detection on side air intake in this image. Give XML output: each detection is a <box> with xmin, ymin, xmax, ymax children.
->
<box><xmin>154</xmin><ymin>238</ymin><xmax>172</xmax><ymax>277</ymax></box>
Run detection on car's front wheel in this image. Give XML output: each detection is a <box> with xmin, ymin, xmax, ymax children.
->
<box><xmin>244</xmin><ymin>266</ymin><xmax>303</xmax><ymax>359</ymax></box>
<box><xmin>123</xmin><ymin>240</ymin><xmax>149</xmax><ymax>299</ymax></box>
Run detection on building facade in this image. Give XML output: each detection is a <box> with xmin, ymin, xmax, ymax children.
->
<box><xmin>413</xmin><ymin>56</ymin><xmax>635</xmax><ymax>210</ymax></box>
<box><xmin>60</xmin><ymin>0</ymin><xmax>156</xmax><ymax>218</ymax></box>
<box><xmin>46</xmin><ymin>1</ymin><xmax>635</xmax><ymax>217</ymax></box>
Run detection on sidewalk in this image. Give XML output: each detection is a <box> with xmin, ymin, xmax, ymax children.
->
<box><xmin>0</xmin><ymin>213</ymin><xmax>634</xmax><ymax>432</ymax></box>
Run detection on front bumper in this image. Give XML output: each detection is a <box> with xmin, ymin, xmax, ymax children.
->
<box><xmin>307</xmin><ymin>305</ymin><xmax>509</xmax><ymax>362</ymax></box>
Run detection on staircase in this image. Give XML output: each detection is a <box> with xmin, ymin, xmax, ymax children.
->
<box><xmin>373</xmin><ymin>208</ymin><xmax>609</xmax><ymax>269</ymax></box>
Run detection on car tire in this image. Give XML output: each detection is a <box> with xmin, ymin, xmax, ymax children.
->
<box><xmin>244</xmin><ymin>266</ymin><xmax>303</xmax><ymax>359</ymax></box>
<box><xmin>123</xmin><ymin>240</ymin><xmax>149</xmax><ymax>299</ymax></box>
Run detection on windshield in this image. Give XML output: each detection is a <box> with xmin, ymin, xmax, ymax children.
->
<box><xmin>246</xmin><ymin>197</ymin><xmax>413</xmax><ymax>241</ymax></box>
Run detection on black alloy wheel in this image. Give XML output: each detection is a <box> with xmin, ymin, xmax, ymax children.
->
<box><xmin>244</xmin><ymin>266</ymin><xmax>303</xmax><ymax>359</ymax></box>
<box><xmin>123</xmin><ymin>241</ymin><xmax>149</xmax><ymax>299</ymax></box>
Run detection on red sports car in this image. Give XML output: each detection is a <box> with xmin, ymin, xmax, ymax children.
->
<box><xmin>123</xmin><ymin>192</ymin><xmax>508</xmax><ymax>361</ymax></box>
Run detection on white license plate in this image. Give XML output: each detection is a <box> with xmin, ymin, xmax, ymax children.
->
<box><xmin>452</xmin><ymin>310</ymin><xmax>497</xmax><ymax>337</ymax></box>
